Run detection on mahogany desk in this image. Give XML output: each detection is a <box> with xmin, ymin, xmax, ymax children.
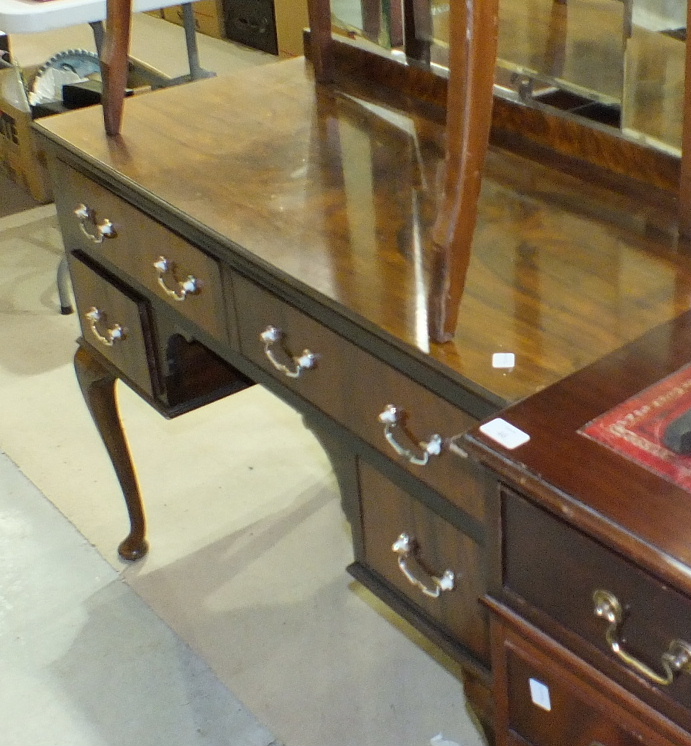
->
<box><xmin>464</xmin><ymin>313</ymin><xmax>691</xmax><ymax>745</ymax></box>
<box><xmin>34</xmin><ymin>55</ymin><xmax>691</xmax><ymax>737</ymax></box>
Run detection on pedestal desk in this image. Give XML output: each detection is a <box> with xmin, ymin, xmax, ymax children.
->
<box><xmin>34</xmin><ymin>54</ymin><xmax>691</xmax><ymax>740</ymax></box>
<box><xmin>464</xmin><ymin>313</ymin><xmax>691</xmax><ymax>746</ymax></box>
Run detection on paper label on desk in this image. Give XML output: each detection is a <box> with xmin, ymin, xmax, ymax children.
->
<box><xmin>479</xmin><ymin>418</ymin><xmax>530</xmax><ymax>450</ymax></box>
<box><xmin>529</xmin><ymin>678</ymin><xmax>552</xmax><ymax>711</ymax></box>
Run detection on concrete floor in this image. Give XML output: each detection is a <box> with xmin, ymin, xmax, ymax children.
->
<box><xmin>0</xmin><ymin>15</ymin><xmax>487</xmax><ymax>746</ymax></box>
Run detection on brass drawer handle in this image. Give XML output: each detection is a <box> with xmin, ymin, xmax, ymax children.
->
<box><xmin>378</xmin><ymin>404</ymin><xmax>443</xmax><ymax>466</ymax></box>
<box><xmin>593</xmin><ymin>589</ymin><xmax>691</xmax><ymax>686</ymax></box>
<box><xmin>85</xmin><ymin>307</ymin><xmax>127</xmax><ymax>347</ymax></box>
<box><xmin>259</xmin><ymin>325</ymin><xmax>320</xmax><ymax>378</ymax></box>
<box><xmin>392</xmin><ymin>533</ymin><xmax>455</xmax><ymax>598</ymax></box>
<box><xmin>74</xmin><ymin>204</ymin><xmax>117</xmax><ymax>244</ymax></box>
<box><xmin>153</xmin><ymin>256</ymin><xmax>201</xmax><ymax>301</ymax></box>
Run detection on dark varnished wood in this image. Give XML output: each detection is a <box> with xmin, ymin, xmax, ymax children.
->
<box><xmin>54</xmin><ymin>159</ymin><xmax>230</xmax><ymax>345</ymax></box>
<box><xmin>306</xmin><ymin>0</ymin><xmax>333</xmax><ymax>82</ymax></box>
<box><xmin>465</xmin><ymin>311</ymin><xmax>691</xmax><ymax>736</ymax></box>
<box><xmin>358</xmin><ymin>461</ymin><xmax>490</xmax><ymax>664</ymax></box>
<box><xmin>680</xmin><ymin>0</ymin><xmax>691</xmax><ymax>236</ymax></box>
<box><xmin>35</xmin><ymin>60</ymin><xmax>691</xmax><ymax>410</ymax></box>
<box><xmin>501</xmin><ymin>487</ymin><xmax>691</xmax><ymax>732</ymax></box>
<box><xmin>69</xmin><ymin>253</ymin><xmax>157</xmax><ymax>397</ymax></box>
<box><xmin>488</xmin><ymin>601</ymin><xmax>690</xmax><ymax>746</ymax></box>
<box><xmin>34</xmin><ymin>48</ymin><xmax>691</xmax><ymax>744</ymax></box>
<box><xmin>74</xmin><ymin>345</ymin><xmax>148</xmax><ymax>560</ymax></box>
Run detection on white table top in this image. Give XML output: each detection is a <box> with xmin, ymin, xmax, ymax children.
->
<box><xmin>0</xmin><ymin>0</ymin><xmax>197</xmax><ymax>34</ymax></box>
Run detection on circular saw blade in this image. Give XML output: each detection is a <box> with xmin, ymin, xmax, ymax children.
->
<box><xmin>28</xmin><ymin>49</ymin><xmax>101</xmax><ymax>106</ymax></box>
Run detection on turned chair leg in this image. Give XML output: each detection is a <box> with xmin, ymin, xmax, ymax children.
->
<box><xmin>428</xmin><ymin>0</ymin><xmax>499</xmax><ymax>343</ymax></box>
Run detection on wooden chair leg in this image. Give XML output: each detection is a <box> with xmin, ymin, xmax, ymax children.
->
<box><xmin>679</xmin><ymin>0</ymin><xmax>691</xmax><ymax>237</ymax></box>
<box><xmin>428</xmin><ymin>0</ymin><xmax>499</xmax><ymax>343</ymax></box>
<box><xmin>101</xmin><ymin>0</ymin><xmax>132</xmax><ymax>136</ymax></box>
<box><xmin>307</xmin><ymin>0</ymin><xmax>335</xmax><ymax>83</ymax></box>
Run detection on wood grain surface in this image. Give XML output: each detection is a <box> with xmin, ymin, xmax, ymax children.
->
<box><xmin>36</xmin><ymin>58</ymin><xmax>691</xmax><ymax>408</ymax></box>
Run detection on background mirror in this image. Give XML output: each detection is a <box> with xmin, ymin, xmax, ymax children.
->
<box><xmin>623</xmin><ymin>0</ymin><xmax>686</xmax><ymax>155</ymax></box>
<box><xmin>332</xmin><ymin>0</ymin><xmax>688</xmax><ymax>156</ymax></box>
<box><xmin>332</xmin><ymin>0</ymin><xmax>404</xmax><ymax>48</ymax></box>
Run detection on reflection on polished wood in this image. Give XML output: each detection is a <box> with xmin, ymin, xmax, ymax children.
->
<box><xmin>39</xmin><ymin>59</ymin><xmax>691</xmax><ymax>405</ymax></box>
<box><xmin>426</xmin><ymin>0</ymin><xmax>687</xmax><ymax>162</ymax></box>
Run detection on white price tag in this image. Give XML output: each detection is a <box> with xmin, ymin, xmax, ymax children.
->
<box><xmin>529</xmin><ymin>678</ymin><xmax>551</xmax><ymax>711</ymax></box>
<box><xmin>492</xmin><ymin>352</ymin><xmax>515</xmax><ymax>369</ymax></box>
<box><xmin>479</xmin><ymin>418</ymin><xmax>530</xmax><ymax>450</ymax></box>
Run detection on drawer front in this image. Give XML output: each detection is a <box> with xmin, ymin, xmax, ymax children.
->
<box><xmin>503</xmin><ymin>630</ymin><xmax>662</xmax><ymax>746</ymax></box>
<box><xmin>349</xmin><ymin>352</ymin><xmax>484</xmax><ymax>520</ymax></box>
<box><xmin>54</xmin><ymin>159</ymin><xmax>228</xmax><ymax>343</ymax></box>
<box><xmin>233</xmin><ymin>273</ymin><xmax>357</xmax><ymax>423</ymax></box>
<box><xmin>69</xmin><ymin>255</ymin><xmax>156</xmax><ymax>396</ymax></box>
<box><xmin>360</xmin><ymin>461</ymin><xmax>489</xmax><ymax>663</ymax></box>
<box><xmin>503</xmin><ymin>488</ymin><xmax>691</xmax><ymax>711</ymax></box>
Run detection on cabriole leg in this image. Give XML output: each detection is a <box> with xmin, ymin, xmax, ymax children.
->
<box><xmin>74</xmin><ymin>344</ymin><xmax>148</xmax><ymax>560</ymax></box>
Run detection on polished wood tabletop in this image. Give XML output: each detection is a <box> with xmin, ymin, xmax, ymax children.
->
<box><xmin>465</xmin><ymin>310</ymin><xmax>691</xmax><ymax>599</ymax></box>
<box><xmin>35</xmin><ymin>57</ymin><xmax>691</xmax><ymax>407</ymax></box>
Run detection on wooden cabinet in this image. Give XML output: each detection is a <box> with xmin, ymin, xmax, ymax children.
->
<box><xmin>489</xmin><ymin>603</ymin><xmax>688</xmax><ymax>746</ymax></box>
<box><xmin>463</xmin><ymin>313</ymin><xmax>691</xmax><ymax>745</ymax></box>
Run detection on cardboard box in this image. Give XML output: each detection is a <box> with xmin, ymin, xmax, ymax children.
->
<box><xmin>162</xmin><ymin>1</ymin><xmax>226</xmax><ymax>40</ymax></box>
<box><xmin>274</xmin><ymin>0</ymin><xmax>309</xmax><ymax>57</ymax></box>
<box><xmin>0</xmin><ymin>59</ymin><xmax>154</xmax><ymax>205</ymax></box>
<box><xmin>0</xmin><ymin>65</ymin><xmax>52</xmax><ymax>203</ymax></box>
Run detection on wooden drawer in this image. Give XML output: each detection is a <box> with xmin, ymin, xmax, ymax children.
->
<box><xmin>360</xmin><ymin>461</ymin><xmax>489</xmax><ymax>663</ymax></box>
<box><xmin>491</xmin><ymin>610</ymin><xmax>686</xmax><ymax>746</ymax></box>
<box><xmin>348</xmin><ymin>352</ymin><xmax>484</xmax><ymax>520</ymax></box>
<box><xmin>502</xmin><ymin>488</ymin><xmax>691</xmax><ymax>714</ymax></box>
<box><xmin>69</xmin><ymin>254</ymin><xmax>157</xmax><ymax>397</ymax></box>
<box><xmin>506</xmin><ymin>644</ymin><xmax>645</xmax><ymax>746</ymax></box>
<box><xmin>233</xmin><ymin>273</ymin><xmax>358</xmax><ymax>424</ymax></box>
<box><xmin>53</xmin><ymin>159</ymin><xmax>228</xmax><ymax>343</ymax></box>
<box><xmin>232</xmin><ymin>273</ymin><xmax>484</xmax><ymax>521</ymax></box>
